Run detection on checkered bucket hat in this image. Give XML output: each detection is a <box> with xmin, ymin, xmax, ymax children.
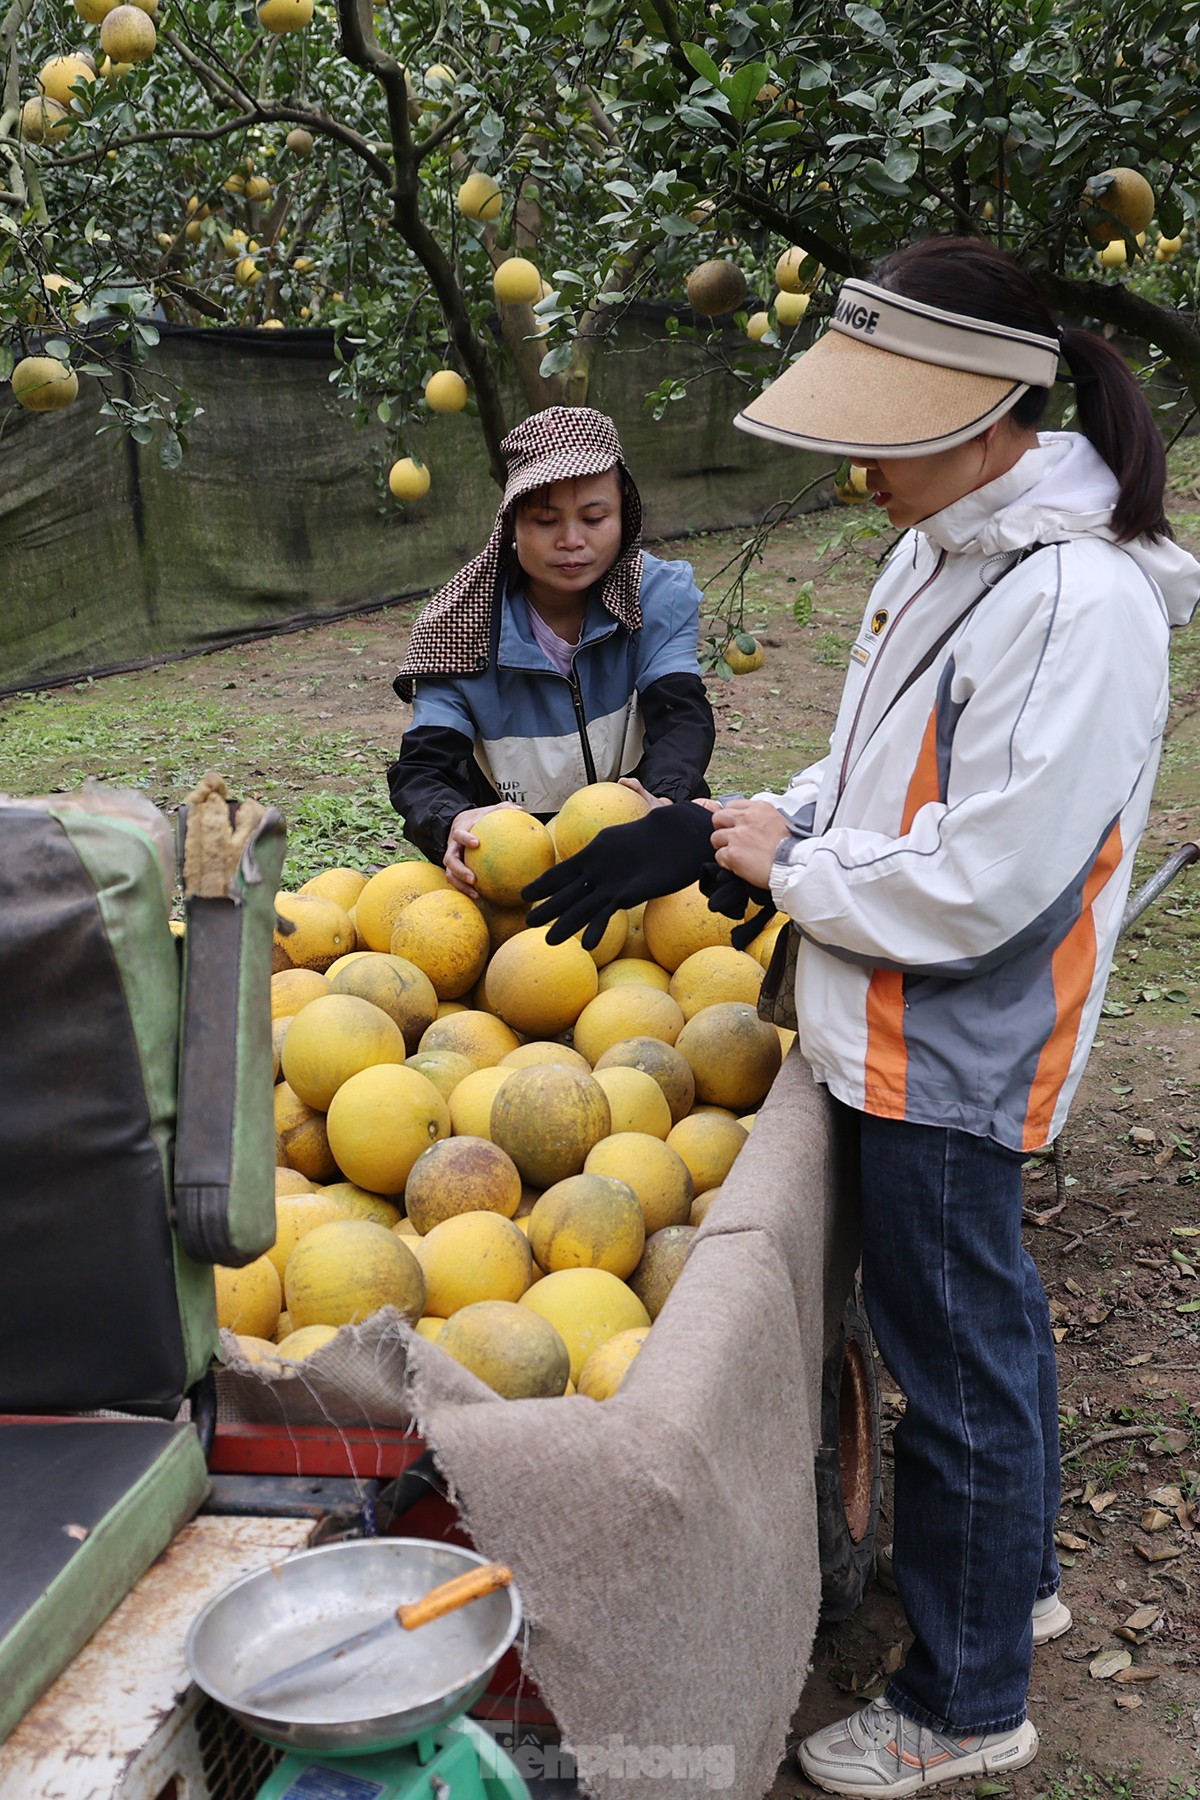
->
<box><xmin>393</xmin><ymin>406</ymin><xmax>644</xmax><ymax>701</ymax></box>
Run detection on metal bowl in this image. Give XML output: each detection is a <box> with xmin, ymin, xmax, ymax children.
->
<box><xmin>185</xmin><ymin>1536</ymin><xmax>522</xmax><ymax>1754</ymax></box>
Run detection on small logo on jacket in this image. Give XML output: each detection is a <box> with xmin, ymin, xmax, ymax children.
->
<box><xmin>871</xmin><ymin>608</ymin><xmax>889</xmax><ymax>635</ymax></box>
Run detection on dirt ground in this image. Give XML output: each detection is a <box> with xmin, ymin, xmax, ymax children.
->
<box><xmin>4</xmin><ymin>491</ymin><xmax>1199</xmax><ymax>1799</ymax></box>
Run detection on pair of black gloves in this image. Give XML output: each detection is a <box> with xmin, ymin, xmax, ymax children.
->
<box><xmin>522</xmin><ymin>800</ymin><xmax>774</xmax><ymax>952</ymax></box>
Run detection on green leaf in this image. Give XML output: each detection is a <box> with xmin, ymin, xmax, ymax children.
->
<box><xmin>846</xmin><ymin>4</ymin><xmax>888</xmax><ymax>39</ymax></box>
<box><xmin>735</xmin><ymin>631</ymin><xmax>757</xmax><ymax>652</ymax></box>
<box><xmin>682</xmin><ymin>42</ymin><xmax>723</xmax><ymax>87</ymax></box>
<box><xmin>377</xmin><ymin>397</ymin><xmax>392</xmax><ymax>423</ymax></box>
<box><xmin>793</xmin><ymin>582</ymin><xmax>814</xmax><ymax>626</ymax></box>
<box><xmin>859</xmin><ymin>158</ymin><xmax>912</xmax><ymax>198</ymax></box>
<box><xmin>726</xmin><ymin>61</ymin><xmax>771</xmax><ymax>123</ymax></box>
<box><xmin>159</xmin><ymin>431</ymin><xmax>183</xmax><ymax>471</ymax></box>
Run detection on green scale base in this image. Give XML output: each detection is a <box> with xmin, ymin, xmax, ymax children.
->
<box><xmin>256</xmin><ymin>1713</ymin><xmax>531</xmax><ymax>1800</ymax></box>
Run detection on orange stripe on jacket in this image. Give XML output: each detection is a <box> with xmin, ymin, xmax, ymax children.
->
<box><xmin>864</xmin><ymin>706</ymin><xmax>942</xmax><ymax>1116</ymax></box>
<box><xmin>1023</xmin><ymin>822</ymin><xmax>1124</xmax><ymax>1149</ymax></box>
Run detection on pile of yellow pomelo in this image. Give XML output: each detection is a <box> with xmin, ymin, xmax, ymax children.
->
<box><xmin>219</xmin><ymin>782</ymin><xmax>793</xmax><ymax>1404</ymax></box>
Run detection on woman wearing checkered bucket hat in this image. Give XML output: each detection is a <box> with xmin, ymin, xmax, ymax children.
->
<box><xmin>525</xmin><ymin>238</ymin><xmax>1200</xmax><ymax>1796</ymax></box>
<box><xmin>387</xmin><ymin>406</ymin><xmax>715</xmax><ymax>889</ymax></box>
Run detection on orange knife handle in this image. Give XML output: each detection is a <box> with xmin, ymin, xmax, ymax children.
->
<box><xmin>397</xmin><ymin>1562</ymin><xmax>513</xmax><ymax>1632</ymax></box>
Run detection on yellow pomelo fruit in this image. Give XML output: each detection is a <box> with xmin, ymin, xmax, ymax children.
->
<box><xmin>404</xmin><ymin>1049</ymin><xmax>477</xmax><ymax>1101</ymax></box>
<box><xmin>598</xmin><ymin>957</ymin><xmax>671</xmax><ymax>993</ymax></box>
<box><xmin>577</xmin><ymin>1327</ymin><xmax>649</xmax><ymax>1400</ymax></box>
<box><xmin>435</xmin><ymin>1300</ymin><xmax>570</xmax><ymax>1398</ymax></box>
<box><xmin>666</xmin><ymin>1111</ymin><xmax>748</xmax><ymax>1195</ymax></box>
<box><xmin>1097</xmin><ymin>239</ymin><xmax>1128</xmax><ymax>269</ymax></box>
<box><xmin>747</xmin><ymin>311</ymin><xmax>771</xmax><ymax>343</ymax></box>
<box><xmin>775</xmin><ymin>245</ymin><xmax>822</xmax><ymax>293</ymax></box>
<box><xmin>774</xmin><ymin>289</ymin><xmax>811</xmax><ymax>328</ymax></box>
<box><xmin>425</xmin><ymin>369</ymin><xmax>469</xmax><ymax>412</ymax></box>
<box><xmin>298</xmin><ymin>867</ymin><xmax>368</xmax><ymax>911</ymax></box>
<box><xmin>354</xmin><ymin>861</ymin><xmax>449</xmax><ymax>951</ymax></box>
<box><xmin>257</xmin><ymin>0</ymin><xmax>314</xmax><ymax>31</ymax></box>
<box><xmin>328</xmin><ymin>953</ymin><xmax>439</xmax><ymax>1053</ymax></box>
<box><xmin>274</xmin><ymin>1081</ymin><xmax>339</xmax><ymax>1182</ymax></box>
<box><xmin>448</xmin><ymin>1065</ymin><xmax>513</xmax><ymax>1139</ymax></box>
<box><xmin>390</xmin><ymin>457</ymin><xmax>431</xmax><ymax>500</ymax></box>
<box><xmin>275</xmin><ymin>1166</ymin><xmax>316</xmax><ymax>1196</ymax></box>
<box><xmin>490</xmin><ymin>1064</ymin><xmax>611</xmax><ymax>1189</ymax></box>
<box><xmin>414</xmin><ymin>1315</ymin><xmax>446</xmax><ymax>1340</ymax></box>
<box><xmin>584</xmin><ymin>1132</ymin><xmax>693</xmax><ymax>1234</ymax></box>
<box><xmin>592</xmin><ymin>1036</ymin><xmax>695</xmax><ymax>1124</ymax></box>
<box><xmin>75</xmin><ymin>0</ymin><xmax>119</xmax><ymax>18</ymax></box>
<box><xmin>100</xmin><ymin>5</ymin><xmax>155</xmax><ymax>60</ymax></box>
<box><xmin>273</xmin><ymin>893</ymin><xmax>355</xmax><ymax>973</ymax></box>
<box><xmin>275</xmin><ymin>1309</ymin><xmax>293</xmax><ymax>1342</ymax></box>
<box><xmin>214</xmin><ymin>1256</ymin><xmax>282</xmax><ymax>1339</ymax></box>
<box><xmin>324</xmin><ymin>952</ymin><xmax>369</xmax><ymax>979</ymax></box>
<box><xmin>463</xmin><ymin>808</ymin><xmax>554</xmax><ymax>905</ymax></box>
<box><xmin>629</xmin><ymin>1223</ymin><xmax>696</xmax><ymax>1319</ymax></box>
<box><xmin>418</xmin><ymin>1008</ymin><xmax>520</xmax><ymax>1068</ymax></box>
<box><xmin>689</xmin><ymin>1186</ymin><xmax>721</xmax><ymax>1225</ymax></box>
<box><xmin>414</xmin><ymin>1212</ymin><xmax>533</xmax><ymax>1315</ymax></box>
<box><xmin>571</xmin><ymin>913</ymin><xmax>626</xmax><ymax>969</ymax></box>
<box><xmin>493</xmin><ymin>257</ymin><xmax>542</xmax><ymax>305</ymax></box>
<box><xmin>438</xmin><ymin>1001</ymin><xmax>468</xmax><ymax>1018</ymax></box>
<box><xmin>1081</xmin><ymin>166</ymin><xmax>1155</xmax><ymax>243</ymax></box>
<box><xmin>285</xmin><ymin>127</ymin><xmax>314</xmax><ymax>156</ymax></box>
<box><xmin>266</xmin><ymin>1190</ymin><xmax>349</xmax><ymax>1282</ymax></box>
<box><xmin>272</xmin><ymin>1016</ymin><xmax>289</xmax><ymax>1080</ymax></box>
<box><xmin>476</xmin><ymin>897</ymin><xmax>529</xmax><ymax>953</ymax></box>
<box><xmin>276</xmin><ymin>1324</ymin><xmax>340</xmax><ymax>1359</ymax></box>
<box><xmin>404</xmin><ymin>1136</ymin><xmax>523</xmax><ymax>1233</ymax></box>
<box><xmin>12</xmin><ymin>353</ymin><xmax>77</xmax><ymax>407</ymax></box>
<box><xmin>592</xmin><ymin>1066</ymin><xmax>673</xmax><ymax>1139</ymax></box>
<box><xmin>615</xmin><ymin>901</ymin><xmax>650</xmax><ymax>960</ymax></box>
<box><xmin>230</xmin><ymin>1335</ymin><xmax>287</xmax><ymax>1368</ymax></box>
<box><xmin>676</xmin><ymin>1000</ymin><xmax>782</xmax><ymax>1110</ymax></box>
<box><xmin>685</xmin><ymin>257</ymin><xmax>747</xmax><ymax>317</ymax></box>
<box><xmin>319</xmin><ymin>1182</ymin><xmax>402</xmax><ymax>1228</ymax></box>
<box><xmin>499</xmin><ymin>1041</ymin><xmax>591</xmax><ymax>1073</ymax></box>
<box><xmin>271</xmin><ymin>968</ymin><xmax>331</xmax><ymax>1020</ymax></box>
<box><xmin>519</xmin><ymin>1269</ymin><xmax>650</xmax><ymax>1385</ymax></box>
<box><xmin>390</xmin><ymin>889</ymin><xmax>490</xmax><ymax>999</ymax></box>
<box><xmin>325</xmin><ymin>1063</ymin><xmax>450</xmax><ymax>1193</ymax></box>
<box><xmin>457</xmin><ymin>171</ymin><xmax>503</xmax><ymax>221</ymax></box>
<box><xmin>723</xmin><ymin>635</ymin><xmax>765</xmax><ymax>674</ymax></box>
<box><xmin>484</xmin><ymin>926</ymin><xmax>599</xmax><ymax>1037</ymax></box>
<box><xmin>778</xmin><ymin>1026</ymin><xmax>796</xmax><ymax>1057</ymax></box>
<box><xmin>747</xmin><ymin>915</ymin><xmax>787</xmax><ymax>970</ymax></box>
<box><xmin>553</xmin><ymin>782</ymin><xmax>650</xmax><ymax>861</ymax></box>
<box><xmin>528</xmin><ymin>1173</ymin><xmax>645</xmax><ymax>1278</ymax></box>
<box><xmin>668</xmin><ymin>946</ymin><xmax>763</xmax><ymax>1020</ymax></box>
<box><xmin>38</xmin><ymin>54</ymin><xmax>96</xmax><ymax>107</ymax></box>
<box><xmin>641</xmin><ymin>883</ymin><xmax>743</xmax><ymax>971</ymax></box>
<box><xmin>281</xmin><ymin>992</ymin><xmax>407</xmax><ymax>1111</ymax></box>
<box><xmin>572</xmin><ymin>983</ymin><xmax>686</xmax><ymax>1064</ymax></box>
<box><xmin>285</xmin><ymin>1218</ymin><xmax>425</xmax><ymax>1328</ymax></box>
<box><xmin>20</xmin><ymin>98</ymin><xmax>73</xmax><ymax>145</ymax></box>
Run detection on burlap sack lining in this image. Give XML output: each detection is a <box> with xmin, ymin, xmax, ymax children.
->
<box><xmin>218</xmin><ymin>1050</ymin><xmax>858</xmax><ymax>1799</ymax></box>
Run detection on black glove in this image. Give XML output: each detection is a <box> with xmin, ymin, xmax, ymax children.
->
<box><xmin>523</xmin><ymin>801</ymin><xmax>715</xmax><ymax>950</ymax></box>
<box><xmin>698</xmin><ymin>862</ymin><xmax>776</xmax><ymax>950</ymax></box>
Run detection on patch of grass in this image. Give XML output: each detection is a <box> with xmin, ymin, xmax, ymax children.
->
<box><xmin>0</xmin><ymin>686</ymin><xmax>396</xmax><ymax>887</ymax></box>
<box><xmin>1031</xmin><ymin>1758</ymin><xmax>1149</xmax><ymax>1800</ymax></box>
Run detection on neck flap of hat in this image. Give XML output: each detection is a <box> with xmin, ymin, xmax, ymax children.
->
<box><xmin>394</xmin><ymin>406</ymin><xmax>643</xmax><ymax>702</ymax></box>
<box><xmin>830</xmin><ymin>280</ymin><xmax>1060</xmax><ymax>388</ymax></box>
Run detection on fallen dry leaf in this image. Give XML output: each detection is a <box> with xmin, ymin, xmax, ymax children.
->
<box><xmin>1056</xmin><ymin>1530</ymin><xmax>1091</xmax><ymax>1552</ymax></box>
<box><xmin>1135</xmin><ymin>1541</ymin><xmax>1183</xmax><ymax>1563</ymax></box>
<box><xmin>1152</xmin><ymin>1429</ymin><xmax>1191</xmax><ymax>1455</ymax></box>
<box><xmin>1141</xmin><ymin>1507</ymin><xmax>1174</xmax><ymax>1532</ymax></box>
<box><xmin>1148</xmin><ymin>1485</ymin><xmax>1185</xmax><ymax>1509</ymax></box>
<box><xmin>1089</xmin><ymin>1490</ymin><xmax>1119</xmax><ymax>1515</ymax></box>
<box><xmin>1115</xmin><ymin>1693</ymin><xmax>1144</xmax><ymax>1710</ymax></box>
<box><xmin>1111</xmin><ymin>1665</ymin><xmax>1164</xmax><ymax>1684</ymax></box>
<box><xmin>1125</xmin><ymin>1351</ymin><xmax>1154</xmax><ymax>1367</ymax></box>
<box><xmin>1090</xmin><ymin>1646</ymin><xmax>1134</xmax><ymax>1680</ymax></box>
<box><xmin>882</xmin><ymin>1643</ymin><xmax>904</xmax><ymax>1676</ymax></box>
<box><xmin>1053</xmin><ymin>1326</ymin><xmax>1069</xmax><ymax>1343</ymax></box>
<box><xmin>1122</xmin><ymin>1604</ymin><xmax>1163</xmax><ymax>1632</ymax></box>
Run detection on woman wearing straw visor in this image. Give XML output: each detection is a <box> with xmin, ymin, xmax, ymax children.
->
<box><xmin>525</xmin><ymin>237</ymin><xmax>1198</xmax><ymax>1796</ymax></box>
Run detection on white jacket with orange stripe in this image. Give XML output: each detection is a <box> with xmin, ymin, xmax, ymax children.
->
<box><xmin>761</xmin><ymin>433</ymin><xmax>1199</xmax><ymax>1151</ymax></box>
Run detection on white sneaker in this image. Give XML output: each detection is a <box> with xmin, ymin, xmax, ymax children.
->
<box><xmin>875</xmin><ymin>1547</ymin><xmax>1072</xmax><ymax>1647</ymax></box>
<box><xmin>797</xmin><ymin>1697</ymin><xmax>1039</xmax><ymax>1797</ymax></box>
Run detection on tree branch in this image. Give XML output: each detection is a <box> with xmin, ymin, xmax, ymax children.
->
<box><xmin>1033</xmin><ymin>266</ymin><xmax>1200</xmax><ymax>410</ymax></box>
<box><xmin>337</xmin><ymin>0</ymin><xmax>511</xmax><ymax>481</ymax></box>
<box><xmin>729</xmin><ymin>183</ymin><xmax>859</xmax><ymax>277</ymax></box>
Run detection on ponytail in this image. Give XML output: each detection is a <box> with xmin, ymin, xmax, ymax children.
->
<box><xmin>876</xmin><ymin>237</ymin><xmax>1171</xmax><ymax>546</ymax></box>
<box><xmin>1054</xmin><ymin>326</ymin><xmax>1169</xmax><ymax>544</ymax></box>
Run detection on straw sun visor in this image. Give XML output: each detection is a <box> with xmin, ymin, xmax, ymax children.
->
<box><xmin>735</xmin><ymin>279</ymin><xmax>1061</xmax><ymax>460</ymax></box>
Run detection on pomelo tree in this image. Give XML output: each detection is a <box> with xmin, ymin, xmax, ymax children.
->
<box><xmin>5</xmin><ymin>0</ymin><xmax>1200</xmax><ymax>483</ymax></box>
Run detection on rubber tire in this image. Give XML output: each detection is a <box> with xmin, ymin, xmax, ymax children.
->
<box><xmin>816</xmin><ymin>1285</ymin><xmax>882</xmax><ymax>1622</ymax></box>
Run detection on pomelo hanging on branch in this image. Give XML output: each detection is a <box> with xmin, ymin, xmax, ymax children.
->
<box><xmin>12</xmin><ymin>356</ymin><xmax>79</xmax><ymax>412</ymax></box>
<box><xmin>1079</xmin><ymin>167</ymin><xmax>1155</xmax><ymax>244</ymax></box>
<box><xmin>686</xmin><ymin>258</ymin><xmax>747</xmax><ymax>318</ymax></box>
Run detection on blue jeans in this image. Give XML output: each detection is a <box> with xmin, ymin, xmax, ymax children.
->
<box><xmin>846</xmin><ymin>1107</ymin><xmax>1062</xmax><ymax>1736</ymax></box>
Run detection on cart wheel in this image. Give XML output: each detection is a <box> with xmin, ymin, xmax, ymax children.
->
<box><xmin>816</xmin><ymin>1285</ymin><xmax>881</xmax><ymax>1622</ymax></box>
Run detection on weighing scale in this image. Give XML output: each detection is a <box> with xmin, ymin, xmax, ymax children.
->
<box><xmin>187</xmin><ymin>1538</ymin><xmax>535</xmax><ymax>1800</ymax></box>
